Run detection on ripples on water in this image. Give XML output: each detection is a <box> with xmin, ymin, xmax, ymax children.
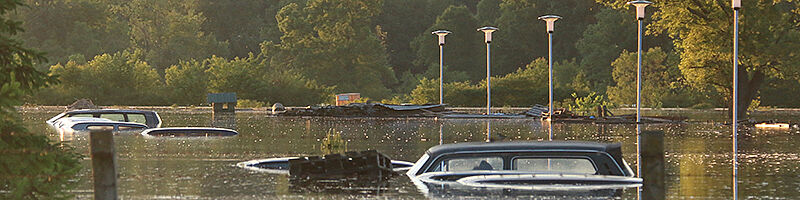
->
<box><xmin>17</xmin><ymin>109</ymin><xmax>800</xmax><ymax>199</ymax></box>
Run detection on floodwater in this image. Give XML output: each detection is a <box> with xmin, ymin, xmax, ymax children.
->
<box><xmin>17</xmin><ymin>108</ymin><xmax>800</xmax><ymax>199</ymax></box>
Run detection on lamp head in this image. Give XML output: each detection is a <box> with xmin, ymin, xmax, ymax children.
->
<box><xmin>732</xmin><ymin>0</ymin><xmax>741</xmax><ymax>9</ymax></box>
<box><xmin>477</xmin><ymin>26</ymin><xmax>499</xmax><ymax>43</ymax></box>
<box><xmin>538</xmin><ymin>15</ymin><xmax>562</xmax><ymax>33</ymax></box>
<box><xmin>627</xmin><ymin>0</ymin><xmax>653</xmax><ymax>20</ymax></box>
<box><xmin>432</xmin><ymin>30</ymin><xmax>452</xmax><ymax>45</ymax></box>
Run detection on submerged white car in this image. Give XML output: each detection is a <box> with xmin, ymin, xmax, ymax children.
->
<box><xmin>52</xmin><ymin>117</ymin><xmax>148</xmax><ymax>135</ymax></box>
<box><xmin>46</xmin><ymin>109</ymin><xmax>162</xmax><ymax>128</ymax></box>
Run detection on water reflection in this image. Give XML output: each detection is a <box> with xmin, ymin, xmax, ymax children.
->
<box><xmin>211</xmin><ymin>113</ymin><xmax>236</xmax><ymax>129</ymax></box>
<box><xmin>13</xmin><ymin>109</ymin><xmax>800</xmax><ymax>199</ymax></box>
<box><xmin>733</xmin><ymin>125</ymin><xmax>739</xmax><ymax>200</ymax></box>
<box><xmin>485</xmin><ymin>120</ymin><xmax>491</xmax><ymax>142</ymax></box>
<box><xmin>438</xmin><ymin>122</ymin><xmax>443</xmax><ymax>145</ymax></box>
<box><xmin>637</xmin><ymin>124</ymin><xmax>642</xmax><ymax>200</ymax></box>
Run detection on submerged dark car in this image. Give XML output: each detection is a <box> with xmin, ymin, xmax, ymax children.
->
<box><xmin>405</xmin><ymin>141</ymin><xmax>641</xmax><ymax>197</ymax></box>
<box><xmin>47</xmin><ymin>109</ymin><xmax>162</xmax><ymax>128</ymax></box>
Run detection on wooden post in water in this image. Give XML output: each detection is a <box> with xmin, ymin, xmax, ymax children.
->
<box><xmin>642</xmin><ymin>130</ymin><xmax>665</xmax><ymax>200</ymax></box>
<box><xmin>90</xmin><ymin>127</ymin><xmax>118</xmax><ymax>200</ymax></box>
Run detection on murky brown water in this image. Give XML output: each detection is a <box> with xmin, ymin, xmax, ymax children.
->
<box><xmin>18</xmin><ymin>109</ymin><xmax>800</xmax><ymax>199</ymax></box>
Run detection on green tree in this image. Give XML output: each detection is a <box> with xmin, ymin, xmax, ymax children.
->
<box><xmin>411</xmin><ymin>5</ymin><xmax>483</xmax><ymax>80</ymax></box>
<box><xmin>48</xmin><ymin>51</ymin><xmax>164</xmax><ymax>105</ymax></box>
<box><xmin>476</xmin><ymin>0</ymin><xmax>502</xmax><ymax>25</ymax></box>
<box><xmin>0</xmin><ymin>1</ymin><xmax>81</xmax><ymax>199</ymax></box>
<box><xmin>597</xmin><ymin>0</ymin><xmax>800</xmax><ymax>116</ymax></box>
<box><xmin>165</xmin><ymin>59</ymin><xmax>209</xmax><ymax>105</ymax></box>
<box><xmin>575</xmin><ymin>8</ymin><xmax>636</xmax><ymax>93</ymax></box>
<box><xmin>491</xmin><ymin>58</ymin><xmax>549</xmax><ymax>106</ymax></box>
<box><xmin>116</xmin><ymin>0</ymin><xmax>229</xmax><ymax>71</ymax></box>
<box><xmin>376</xmin><ymin>0</ymin><xmax>431</xmax><ymax>75</ymax></box>
<box><xmin>409</xmin><ymin>58</ymin><xmax>580</xmax><ymax>107</ymax></box>
<box><xmin>269</xmin><ymin>0</ymin><xmax>397</xmax><ymax>99</ymax></box>
<box><xmin>493</xmin><ymin>0</ymin><xmax>598</xmax><ymax>75</ymax></box>
<box><xmin>16</xmin><ymin>0</ymin><xmax>129</xmax><ymax>68</ymax></box>
<box><xmin>199</xmin><ymin>0</ymin><xmax>288</xmax><ymax>58</ymax></box>
<box><xmin>607</xmin><ymin>47</ymin><xmax>691</xmax><ymax>107</ymax></box>
<box><xmin>205</xmin><ymin>54</ymin><xmax>332</xmax><ymax>106</ymax></box>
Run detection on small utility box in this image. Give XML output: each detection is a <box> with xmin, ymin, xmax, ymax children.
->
<box><xmin>335</xmin><ymin>93</ymin><xmax>361</xmax><ymax>106</ymax></box>
<box><xmin>207</xmin><ymin>93</ymin><xmax>237</xmax><ymax>113</ymax></box>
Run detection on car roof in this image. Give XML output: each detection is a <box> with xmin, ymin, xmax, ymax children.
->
<box><xmin>65</xmin><ymin>109</ymin><xmax>157</xmax><ymax>114</ymax></box>
<box><xmin>57</xmin><ymin>117</ymin><xmax>147</xmax><ymax>127</ymax></box>
<box><xmin>426</xmin><ymin>141</ymin><xmax>624</xmax><ymax>163</ymax></box>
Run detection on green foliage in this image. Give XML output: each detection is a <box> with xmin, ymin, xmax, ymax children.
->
<box><xmin>237</xmin><ymin>99</ymin><xmax>266</xmax><ymax>108</ymax></box>
<box><xmin>411</xmin><ymin>5</ymin><xmax>483</xmax><ymax>80</ymax></box>
<box><xmin>16</xmin><ymin>0</ymin><xmax>130</xmax><ymax>68</ymax></box>
<box><xmin>575</xmin><ymin>8</ymin><xmax>636</xmax><ymax>93</ymax></box>
<box><xmin>199</xmin><ymin>0</ymin><xmax>286</xmax><ymax>58</ymax></box>
<box><xmin>748</xmin><ymin>97</ymin><xmax>761</xmax><ymax>112</ymax></box>
<box><xmin>0</xmin><ymin>1</ymin><xmax>81</xmax><ymax>199</ymax></box>
<box><xmin>116</xmin><ymin>0</ymin><xmax>229</xmax><ymax>71</ymax></box>
<box><xmin>13</xmin><ymin>0</ymin><xmax>800</xmax><ymax>110</ymax></box>
<box><xmin>45</xmin><ymin>51</ymin><xmax>165</xmax><ymax>105</ymax></box>
<box><xmin>205</xmin><ymin>54</ymin><xmax>333</xmax><ymax>106</ymax></box>
<box><xmin>320</xmin><ymin>128</ymin><xmax>347</xmax><ymax>155</ymax></box>
<box><xmin>410</xmin><ymin>58</ymin><xmax>581</xmax><ymax>107</ymax></box>
<box><xmin>491</xmin><ymin>58</ymin><xmax>549</xmax><ymax>106</ymax></box>
<box><xmin>409</xmin><ymin>78</ymin><xmax>438</xmax><ymax>105</ymax></box>
<box><xmin>165</xmin><ymin>60</ymin><xmax>209</xmax><ymax>105</ymax></box>
<box><xmin>269</xmin><ymin>0</ymin><xmax>397</xmax><ymax>99</ymax></box>
<box><xmin>376</xmin><ymin>0</ymin><xmax>432</xmax><ymax>75</ymax></box>
<box><xmin>476</xmin><ymin>0</ymin><xmax>502</xmax><ymax>25</ymax></box>
<box><xmin>567</xmin><ymin>92</ymin><xmax>610</xmax><ymax>116</ymax></box>
<box><xmin>0</xmin><ymin>131</ymin><xmax>83</xmax><ymax>199</ymax></box>
<box><xmin>760</xmin><ymin>79</ymin><xmax>800</xmax><ymax>107</ymax></box>
<box><xmin>380</xmin><ymin>95</ymin><xmax>409</xmax><ymax>104</ymax></box>
<box><xmin>607</xmin><ymin>47</ymin><xmax>691</xmax><ymax>108</ymax></box>
<box><xmin>603</xmin><ymin>0</ymin><xmax>800</xmax><ymax>115</ymax></box>
<box><xmin>494</xmin><ymin>0</ymin><xmax>598</xmax><ymax>75</ymax></box>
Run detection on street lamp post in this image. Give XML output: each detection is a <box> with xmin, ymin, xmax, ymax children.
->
<box><xmin>732</xmin><ymin>1</ymin><xmax>741</xmax><ymax>199</ymax></box>
<box><xmin>627</xmin><ymin>1</ymin><xmax>652</xmax><ymax>124</ymax></box>
<box><xmin>538</xmin><ymin>15</ymin><xmax>561</xmax><ymax>121</ymax></box>
<box><xmin>432</xmin><ymin>30</ymin><xmax>452</xmax><ymax>105</ymax></box>
<box><xmin>478</xmin><ymin>26</ymin><xmax>499</xmax><ymax>115</ymax></box>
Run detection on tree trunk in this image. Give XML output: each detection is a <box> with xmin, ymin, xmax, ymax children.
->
<box><xmin>730</xmin><ymin>69</ymin><xmax>765</xmax><ymax>120</ymax></box>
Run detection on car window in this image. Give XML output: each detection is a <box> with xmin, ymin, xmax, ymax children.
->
<box><xmin>118</xmin><ymin>124</ymin><xmax>146</xmax><ymax>131</ymax></box>
<box><xmin>434</xmin><ymin>157</ymin><xmax>503</xmax><ymax>172</ymax></box>
<box><xmin>127</xmin><ymin>114</ymin><xmax>147</xmax><ymax>124</ymax></box>
<box><xmin>99</xmin><ymin>114</ymin><xmax>125</xmax><ymax>122</ymax></box>
<box><xmin>71</xmin><ymin>124</ymin><xmax>89</xmax><ymax>130</ymax></box>
<box><xmin>85</xmin><ymin>125</ymin><xmax>114</xmax><ymax>131</ymax></box>
<box><xmin>513</xmin><ymin>157</ymin><xmax>596</xmax><ymax>174</ymax></box>
<box><xmin>70</xmin><ymin>114</ymin><xmax>93</xmax><ymax>118</ymax></box>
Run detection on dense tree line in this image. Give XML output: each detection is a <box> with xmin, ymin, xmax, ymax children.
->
<box><xmin>15</xmin><ymin>0</ymin><xmax>800</xmax><ymax>109</ymax></box>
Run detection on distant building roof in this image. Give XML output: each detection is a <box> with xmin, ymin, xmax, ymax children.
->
<box><xmin>207</xmin><ymin>93</ymin><xmax>237</xmax><ymax>103</ymax></box>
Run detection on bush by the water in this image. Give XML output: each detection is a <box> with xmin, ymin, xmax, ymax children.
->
<box><xmin>409</xmin><ymin>58</ymin><xmax>587</xmax><ymax>107</ymax></box>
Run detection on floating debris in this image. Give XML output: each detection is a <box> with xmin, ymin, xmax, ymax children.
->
<box><xmin>754</xmin><ymin>121</ymin><xmax>791</xmax><ymax>129</ymax></box>
<box><xmin>289</xmin><ymin>150</ymin><xmax>395</xmax><ymax>184</ymax></box>
<box><xmin>67</xmin><ymin>98</ymin><xmax>100</xmax><ymax>110</ymax></box>
<box><xmin>279</xmin><ymin>103</ymin><xmax>453</xmax><ymax>117</ymax></box>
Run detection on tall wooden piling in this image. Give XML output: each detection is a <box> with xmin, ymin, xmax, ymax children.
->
<box><xmin>642</xmin><ymin>130</ymin><xmax>665</xmax><ymax>200</ymax></box>
<box><xmin>90</xmin><ymin>127</ymin><xmax>118</xmax><ymax>200</ymax></box>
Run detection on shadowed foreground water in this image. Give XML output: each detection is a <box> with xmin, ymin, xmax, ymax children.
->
<box><xmin>18</xmin><ymin>109</ymin><xmax>800</xmax><ymax>199</ymax></box>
